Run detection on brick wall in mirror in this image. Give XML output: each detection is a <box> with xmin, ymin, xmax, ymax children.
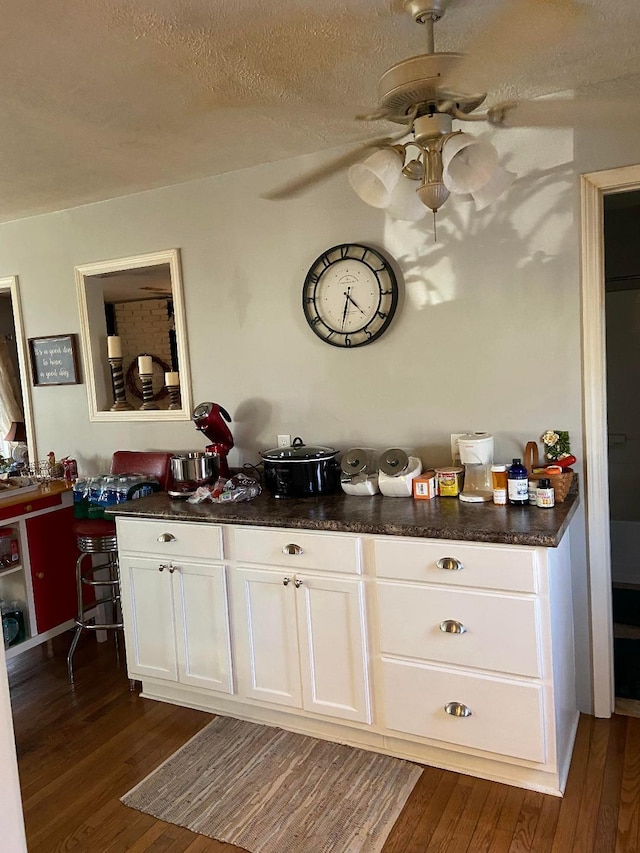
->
<box><xmin>75</xmin><ymin>249</ymin><xmax>192</xmax><ymax>422</ymax></box>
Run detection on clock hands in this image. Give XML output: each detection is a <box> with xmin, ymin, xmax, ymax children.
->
<box><xmin>341</xmin><ymin>286</ymin><xmax>351</xmax><ymax>331</ymax></box>
<box><xmin>345</xmin><ymin>291</ymin><xmax>366</xmax><ymax>316</ymax></box>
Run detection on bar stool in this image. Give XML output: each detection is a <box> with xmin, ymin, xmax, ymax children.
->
<box><xmin>66</xmin><ymin>450</ymin><xmax>173</xmax><ymax>684</ymax></box>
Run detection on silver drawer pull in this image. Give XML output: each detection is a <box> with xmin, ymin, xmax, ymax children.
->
<box><xmin>294</xmin><ymin>578</ymin><xmax>303</xmax><ymax>588</ymax></box>
<box><xmin>437</xmin><ymin>557</ymin><xmax>463</xmax><ymax>572</ymax></box>
<box><xmin>168</xmin><ymin>565</ymin><xmax>176</xmax><ymax>574</ymax></box>
<box><xmin>158</xmin><ymin>564</ymin><xmax>166</xmax><ymax>572</ymax></box>
<box><xmin>439</xmin><ymin>620</ymin><xmax>467</xmax><ymax>634</ymax></box>
<box><xmin>157</xmin><ymin>533</ymin><xmax>176</xmax><ymax>543</ymax></box>
<box><xmin>444</xmin><ymin>702</ymin><xmax>472</xmax><ymax>718</ymax></box>
<box><xmin>283</xmin><ymin>577</ymin><xmax>290</xmax><ymax>586</ymax></box>
<box><xmin>282</xmin><ymin>543</ymin><xmax>304</xmax><ymax>556</ymax></box>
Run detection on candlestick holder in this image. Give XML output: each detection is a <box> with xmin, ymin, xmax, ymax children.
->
<box><xmin>139</xmin><ymin>371</ymin><xmax>159</xmax><ymax>410</ymax></box>
<box><xmin>166</xmin><ymin>383</ymin><xmax>181</xmax><ymax>410</ymax></box>
<box><xmin>108</xmin><ymin>357</ymin><xmax>134</xmax><ymax>411</ymax></box>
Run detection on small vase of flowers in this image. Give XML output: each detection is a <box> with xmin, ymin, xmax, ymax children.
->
<box><xmin>541</xmin><ymin>430</ymin><xmax>572</xmax><ymax>464</ymax></box>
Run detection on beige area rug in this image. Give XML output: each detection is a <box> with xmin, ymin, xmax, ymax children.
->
<box><xmin>121</xmin><ymin>716</ymin><xmax>422</xmax><ymax>853</ymax></box>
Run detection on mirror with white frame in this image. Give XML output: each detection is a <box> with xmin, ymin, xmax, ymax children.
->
<box><xmin>75</xmin><ymin>249</ymin><xmax>192</xmax><ymax>422</ymax></box>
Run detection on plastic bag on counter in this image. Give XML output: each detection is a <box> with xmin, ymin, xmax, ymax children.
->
<box><xmin>187</xmin><ymin>473</ymin><xmax>261</xmax><ymax>504</ymax></box>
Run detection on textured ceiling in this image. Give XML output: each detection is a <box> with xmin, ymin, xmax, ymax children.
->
<box><xmin>0</xmin><ymin>0</ymin><xmax>639</xmax><ymax>223</ymax></box>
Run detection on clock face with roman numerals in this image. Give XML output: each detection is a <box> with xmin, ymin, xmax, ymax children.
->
<box><xmin>302</xmin><ymin>244</ymin><xmax>398</xmax><ymax>348</ymax></box>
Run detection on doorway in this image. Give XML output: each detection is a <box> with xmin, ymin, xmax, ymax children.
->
<box><xmin>603</xmin><ymin>190</ymin><xmax>640</xmax><ymax>709</ymax></box>
<box><xmin>0</xmin><ymin>277</ymin><xmax>35</xmax><ymax>467</ymax></box>
<box><xmin>582</xmin><ymin>164</ymin><xmax>640</xmax><ymax>718</ymax></box>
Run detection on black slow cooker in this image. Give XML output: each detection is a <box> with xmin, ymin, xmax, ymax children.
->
<box><xmin>261</xmin><ymin>437</ymin><xmax>340</xmax><ymax>498</ymax></box>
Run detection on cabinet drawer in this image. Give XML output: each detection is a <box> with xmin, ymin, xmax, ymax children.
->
<box><xmin>381</xmin><ymin>658</ymin><xmax>545</xmax><ymax>763</ymax></box>
<box><xmin>377</xmin><ymin>582</ymin><xmax>541</xmax><ymax>677</ymax></box>
<box><xmin>231</xmin><ymin>527</ymin><xmax>361</xmax><ymax>574</ymax></box>
<box><xmin>116</xmin><ymin>518</ymin><xmax>222</xmax><ymax>561</ymax></box>
<box><xmin>374</xmin><ymin>538</ymin><xmax>537</xmax><ymax>593</ymax></box>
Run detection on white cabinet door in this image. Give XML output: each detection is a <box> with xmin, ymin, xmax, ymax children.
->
<box><xmin>295</xmin><ymin>574</ymin><xmax>370</xmax><ymax>723</ymax></box>
<box><xmin>232</xmin><ymin>567</ymin><xmax>302</xmax><ymax>708</ymax></box>
<box><xmin>119</xmin><ymin>557</ymin><xmax>177</xmax><ymax>682</ymax></box>
<box><xmin>120</xmin><ymin>556</ymin><xmax>233</xmax><ymax>692</ymax></box>
<box><xmin>173</xmin><ymin>563</ymin><xmax>233</xmax><ymax>693</ymax></box>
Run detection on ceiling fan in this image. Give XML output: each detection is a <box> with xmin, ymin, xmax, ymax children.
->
<box><xmin>265</xmin><ymin>0</ymin><xmax>623</xmax><ymax>227</ymax></box>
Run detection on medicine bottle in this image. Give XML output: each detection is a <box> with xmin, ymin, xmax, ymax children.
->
<box><xmin>491</xmin><ymin>464</ymin><xmax>508</xmax><ymax>505</ymax></box>
<box><xmin>536</xmin><ymin>478</ymin><xmax>555</xmax><ymax>508</ymax></box>
<box><xmin>507</xmin><ymin>458</ymin><xmax>529</xmax><ymax>506</ymax></box>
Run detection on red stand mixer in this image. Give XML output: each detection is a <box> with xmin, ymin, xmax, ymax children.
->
<box><xmin>192</xmin><ymin>402</ymin><xmax>234</xmax><ymax>478</ymax></box>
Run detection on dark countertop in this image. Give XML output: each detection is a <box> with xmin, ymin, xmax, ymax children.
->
<box><xmin>107</xmin><ymin>487</ymin><xmax>579</xmax><ymax>547</ymax></box>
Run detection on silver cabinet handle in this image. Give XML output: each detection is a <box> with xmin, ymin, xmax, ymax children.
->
<box><xmin>444</xmin><ymin>702</ymin><xmax>472</xmax><ymax>717</ymax></box>
<box><xmin>157</xmin><ymin>533</ymin><xmax>176</xmax><ymax>543</ymax></box>
<box><xmin>283</xmin><ymin>577</ymin><xmax>290</xmax><ymax>586</ymax></box>
<box><xmin>439</xmin><ymin>620</ymin><xmax>467</xmax><ymax>634</ymax></box>
<box><xmin>282</xmin><ymin>543</ymin><xmax>303</xmax><ymax>555</ymax></box>
<box><xmin>158</xmin><ymin>564</ymin><xmax>166</xmax><ymax>572</ymax></box>
<box><xmin>437</xmin><ymin>557</ymin><xmax>463</xmax><ymax>571</ymax></box>
<box><xmin>294</xmin><ymin>578</ymin><xmax>303</xmax><ymax>588</ymax></box>
<box><xmin>168</xmin><ymin>565</ymin><xmax>176</xmax><ymax>574</ymax></box>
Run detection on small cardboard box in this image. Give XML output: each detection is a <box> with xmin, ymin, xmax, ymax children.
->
<box><xmin>413</xmin><ymin>470</ymin><xmax>437</xmax><ymax>500</ymax></box>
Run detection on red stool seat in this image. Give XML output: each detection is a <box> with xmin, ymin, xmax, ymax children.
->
<box><xmin>72</xmin><ymin>518</ymin><xmax>116</xmax><ymax>538</ymax></box>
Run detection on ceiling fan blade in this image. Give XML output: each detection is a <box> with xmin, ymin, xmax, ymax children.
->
<box><xmin>262</xmin><ymin>137</ymin><xmax>397</xmax><ymax>200</ymax></box>
<box><xmin>441</xmin><ymin>0</ymin><xmax>587</xmax><ymax>99</ymax></box>
<box><xmin>489</xmin><ymin>97</ymin><xmax>637</xmax><ymax>129</ymax></box>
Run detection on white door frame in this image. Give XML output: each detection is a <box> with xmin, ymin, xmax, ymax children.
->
<box><xmin>581</xmin><ymin>163</ymin><xmax>640</xmax><ymax>718</ymax></box>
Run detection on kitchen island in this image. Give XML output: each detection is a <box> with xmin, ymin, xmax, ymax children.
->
<box><xmin>109</xmin><ymin>488</ymin><xmax>580</xmax><ymax>795</ymax></box>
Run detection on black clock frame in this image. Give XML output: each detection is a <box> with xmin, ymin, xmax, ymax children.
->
<box><xmin>302</xmin><ymin>243</ymin><xmax>398</xmax><ymax>348</ymax></box>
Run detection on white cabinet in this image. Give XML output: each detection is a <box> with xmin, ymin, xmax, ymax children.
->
<box><xmin>372</xmin><ymin>533</ymin><xmax>577</xmax><ymax>792</ymax></box>
<box><xmin>230</xmin><ymin>526</ymin><xmax>370</xmax><ymax>724</ymax></box>
<box><xmin>115</xmin><ymin>514</ymin><xmax>577</xmax><ymax>795</ymax></box>
<box><xmin>117</xmin><ymin>519</ymin><xmax>233</xmax><ymax>694</ymax></box>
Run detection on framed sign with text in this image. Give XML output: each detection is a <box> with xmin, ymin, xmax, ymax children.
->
<box><xmin>28</xmin><ymin>334</ymin><xmax>81</xmax><ymax>386</ymax></box>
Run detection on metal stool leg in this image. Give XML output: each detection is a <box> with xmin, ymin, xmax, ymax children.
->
<box><xmin>66</xmin><ymin>624</ymin><xmax>83</xmax><ymax>684</ymax></box>
<box><xmin>67</xmin><ymin>538</ymin><xmax>122</xmax><ymax>684</ymax></box>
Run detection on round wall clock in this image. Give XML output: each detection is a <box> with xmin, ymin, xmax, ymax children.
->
<box><xmin>302</xmin><ymin>243</ymin><xmax>398</xmax><ymax>348</ymax></box>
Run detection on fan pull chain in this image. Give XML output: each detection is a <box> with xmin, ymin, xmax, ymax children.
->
<box><xmin>433</xmin><ymin>210</ymin><xmax>438</xmax><ymax>242</ymax></box>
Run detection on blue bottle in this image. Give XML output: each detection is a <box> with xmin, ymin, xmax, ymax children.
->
<box><xmin>507</xmin><ymin>458</ymin><xmax>529</xmax><ymax>506</ymax></box>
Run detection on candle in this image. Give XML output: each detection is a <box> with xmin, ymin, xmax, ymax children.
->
<box><xmin>107</xmin><ymin>336</ymin><xmax>122</xmax><ymax>358</ymax></box>
<box><xmin>165</xmin><ymin>371</ymin><xmax>180</xmax><ymax>387</ymax></box>
<box><xmin>138</xmin><ymin>355</ymin><xmax>153</xmax><ymax>374</ymax></box>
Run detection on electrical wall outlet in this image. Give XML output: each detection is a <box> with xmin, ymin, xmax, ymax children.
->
<box><xmin>450</xmin><ymin>433</ymin><xmax>464</xmax><ymax>464</ymax></box>
<box><xmin>277</xmin><ymin>434</ymin><xmax>291</xmax><ymax>448</ymax></box>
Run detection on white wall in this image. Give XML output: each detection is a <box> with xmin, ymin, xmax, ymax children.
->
<box><xmin>0</xmin><ymin>121</ymin><xmax>603</xmax><ymax>712</ymax></box>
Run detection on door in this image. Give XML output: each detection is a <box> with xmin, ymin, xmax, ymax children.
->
<box><xmin>26</xmin><ymin>506</ymin><xmax>79</xmax><ymax>634</ymax></box>
<box><xmin>119</xmin><ymin>556</ymin><xmax>177</xmax><ymax>681</ymax></box>
<box><xmin>173</xmin><ymin>562</ymin><xmax>233</xmax><ymax>693</ymax></box>
<box><xmin>295</xmin><ymin>573</ymin><xmax>370</xmax><ymax>723</ymax></box>
<box><xmin>231</xmin><ymin>566</ymin><xmax>301</xmax><ymax>708</ymax></box>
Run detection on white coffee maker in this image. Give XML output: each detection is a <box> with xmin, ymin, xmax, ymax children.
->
<box><xmin>457</xmin><ymin>433</ymin><xmax>494</xmax><ymax>503</ymax></box>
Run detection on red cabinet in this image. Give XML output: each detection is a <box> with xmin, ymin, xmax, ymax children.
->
<box><xmin>25</xmin><ymin>505</ymin><xmax>79</xmax><ymax>634</ymax></box>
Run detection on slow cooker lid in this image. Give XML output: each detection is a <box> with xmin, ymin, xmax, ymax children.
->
<box><xmin>261</xmin><ymin>436</ymin><xmax>338</xmax><ymax>462</ymax></box>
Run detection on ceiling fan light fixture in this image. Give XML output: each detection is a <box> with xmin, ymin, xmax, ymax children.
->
<box><xmin>471</xmin><ymin>164</ymin><xmax>516</xmax><ymax>211</ymax></box>
<box><xmin>347</xmin><ymin>148</ymin><xmax>404</xmax><ymax>208</ymax></box>
<box><xmin>441</xmin><ymin>133</ymin><xmax>499</xmax><ymax>194</ymax></box>
<box><xmin>416</xmin><ymin>180</ymin><xmax>450</xmax><ymax>214</ymax></box>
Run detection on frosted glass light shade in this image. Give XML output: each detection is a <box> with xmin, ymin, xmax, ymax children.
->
<box><xmin>348</xmin><ymin>149</ymin><xmax>403</xmax><ymax>208</ymax></box>
<box><xmin>442</xmin><ymin>133</ymin><xmax>499</xmax><ymax>195</ymax></box>
<box><xmin>471</xmin><ymin>165</ymin><xmax>516</xmax><ymax>211</ymax></box>
<box><xmin>386</xmin><ymin>177</ymin><xmax>428</xmax><ymax>221</ymax></box>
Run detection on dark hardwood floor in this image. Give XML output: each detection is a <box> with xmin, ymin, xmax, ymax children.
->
<box><xmin>7</xmin><ymin>633</ymin><xmax>640</xmax><ymax>852</ymax></box>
